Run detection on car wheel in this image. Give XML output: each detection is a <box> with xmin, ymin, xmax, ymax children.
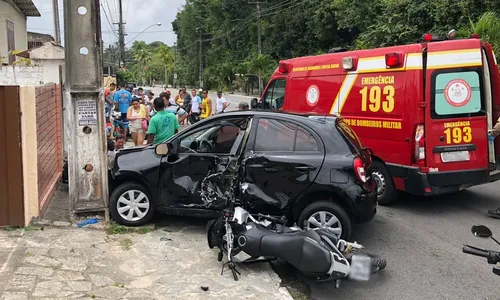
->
<box><xmin>298</xmin><ymin>201</ymin><xmax>352</xmax><ymax>240</ymax></box>
<box><xmin>110</xmin><ymin>182</ymin><xmax>154</xmax><ymax>226</ymax></box>
<box><xmin>370</xmin><ymin>161</ymin><xmax>398</xmax><ymax>206</ymax></box>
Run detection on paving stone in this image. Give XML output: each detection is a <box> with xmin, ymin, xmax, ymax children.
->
<box><xmin>4</xmin><ymin>275</ymin><xmax>36</xmax><ymax>292</ymax></box>
<box><xmin>92</xmin><ymin>286</ymin><xmax>128</xmax><ymax>299</ymax></box>
<box><xmin>65</xmin><ymin>281</ymin><xmax>92</xmax><ymax>292</ymax></box>
<box><xmin>0</xmin><ymin>292</ymin><xmax>28</xmax><ymax>300</ymax></box>
<box><xmin>53</xmin><ymin>270</ymin><xmax>86</xmax><ymax>281</ymax></box>
<box><xmin>31</xmin><ymin>281</ymin><xmax>63</xmax><ymax>297</ymax></box>
<box><xmin>88</xmin><ymin>274</ymin><xmax>115</xmax><ymax>287</ymax></box>
<box><xmin>14</xmin><ymin>267</ymin><xmax>54</xmax><ymax>278</ymax></box>
<box><xmin>23</xmin><ymin>255</ymin><xmax>61</xmax><ymax>268</ymax></box>
<box><xmin>55</xmin><ymin>256</ymin><xmax>88</xmax><ymax>272</ymax></box>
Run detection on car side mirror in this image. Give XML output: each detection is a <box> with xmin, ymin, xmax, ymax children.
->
<box><xmin>250</xmin><ymin>98</ymin><xmax>259</xmax><ymax>109</ymax></box>
<box><xmin>471</xmin><ymin>225</ymin><xmax>492</xmax><ymax>238</ymax></box>
<box><xmin>155</xmin><ymin>143</ymin><xmax>169</xmax><ymax>156</ymax></box>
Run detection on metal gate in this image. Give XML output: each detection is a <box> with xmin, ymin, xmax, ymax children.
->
<box><xmin>0</xmin><ymin>86</ymin><xmax>24</xmax><ymax>226</ymax></box>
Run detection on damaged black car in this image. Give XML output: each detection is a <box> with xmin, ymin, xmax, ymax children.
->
<box><xmin>108</xmin><ymin>110</ymin><xmax>377</xmax><ymax>239</ymax></box>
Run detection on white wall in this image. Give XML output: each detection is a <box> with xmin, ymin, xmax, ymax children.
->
<box><xmin>0</xmin><ymin>1</ymin><xmax>28</xmax><ymax>64</ymax></box>
<box><xmin>33</xmin><ymin>59</ymin><xmax>65</xmax><ymax>84</ymax></box>
<box><xmin>0</xmin><ymin>66</ymin><xmax>44</xmax><ymax>85</ymax></box>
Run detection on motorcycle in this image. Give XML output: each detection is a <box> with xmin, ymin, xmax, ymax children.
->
<box><xmin>202</xmin><ymin>155</ymin><xmax>386</xmax><ymax>287</ymax></box>
<box><xmin>462</xmin><ymin>225</ymin><xmax>500</xmax><ymax>276</ymax></box>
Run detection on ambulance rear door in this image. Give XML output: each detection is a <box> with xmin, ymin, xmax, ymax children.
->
<box><xmin>424</xmin><ymin>39</ymin><xmax>489</xmax><ymax>185</ymax></box>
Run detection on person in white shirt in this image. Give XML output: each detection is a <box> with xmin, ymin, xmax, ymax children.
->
<box><xmin>189</xmin><ymin>89</ymin><xmax>202</xmax><ymax>124</ymax></box>
<box><xmin>215</xmin><ymin>91</ymin><xmax>229</xmax><ymax>114</ymax></box>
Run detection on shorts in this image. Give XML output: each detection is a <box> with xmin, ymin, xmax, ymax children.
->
<box><xmin>113</xmin><ymin>113</ymin><xmax>129</xmax><ymax>129</ymax></box>
<box><xmin>129</xmin><ymin>120</ymin><xmax>145</xmax><ymax>134</ymax></box>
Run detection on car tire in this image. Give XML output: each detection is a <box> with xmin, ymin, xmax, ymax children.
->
<box><xmin>298</xmin><ymin>201</ymin><xmax>352</xmax><ymax>240</ymax></box>
<box><xmin>370</xmin><ymin>161</ymin><xmax>398</xmax><ymax>206</ymax></box>
<box><xmin>110</xmin><ymin>182</ymin><xmax>154</xmax><ymax>226</ymax></box>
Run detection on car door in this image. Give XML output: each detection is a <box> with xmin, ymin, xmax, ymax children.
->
<box><xmin>243</xmin><ymin>117</ymin><xmax>325</xmax><ymax>216</ymax></box>
<box><xmin>158</xmin><ymin>116</ymin><xmax>250</xmax><ymax>210</ymax></box>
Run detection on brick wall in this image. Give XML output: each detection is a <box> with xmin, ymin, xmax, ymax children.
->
<box><xmin>35</xmin><ymin>84</ymin><xmax>63</xmax><ymax>214</ymax></box>
<box><xmin>0</xmin><ymin>66</ymin><xmax>44</xmax><ymax>85</ymax></box>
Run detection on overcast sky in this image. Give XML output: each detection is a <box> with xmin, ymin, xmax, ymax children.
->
<box><xmin>28</xmin><ymin>0</ymin><xmax>184</xmax><ymax>47</ymax></box>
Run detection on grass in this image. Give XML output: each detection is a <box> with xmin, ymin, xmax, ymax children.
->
<box><xmin>119</xmin><ymin>238</ymin><xmax>133</xmax><ymax>251</ymax></box>
<box><xmin>86</xmin><ymin>294</ymin><xmax>96</xmax><ymax>298</ymax></box>
<box><xmin>106</xmin><ymin>222</ymin><xmax>154</xmax><ymax>235</ymax></box>
<box><xmin>1</xmin><ymin>225</ymin><xmax>40</xmax><ymax>232</ymax></box>
<box><xmin>113</xmin><ymin>282</ymin><xmax>125</xmax><ymax>288</ymax></box>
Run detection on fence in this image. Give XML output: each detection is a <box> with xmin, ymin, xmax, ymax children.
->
<box><xmin>0</xmin><ymin>86</ymin><xmax>24</xmax><ymax>226</ymax></box>
<box><xmin>35</xmin><ymin>84</ymin><xmax>63</xmax><ymax>214</ymax></box>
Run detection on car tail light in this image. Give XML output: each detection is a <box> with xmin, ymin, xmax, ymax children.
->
<box><xmin>413</xmin><ymin>124</ymin><xmax>426</xmax><ymax>166</ymax></box>
<box><xmin>353</xmin><ymin>157</ymin><xmax>367</xmax><ymax>183</ymax></box>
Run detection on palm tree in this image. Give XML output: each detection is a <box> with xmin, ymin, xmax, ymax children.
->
<box><xmin>133</xmin><ymin>49</ymin><xmax>153</xmax><ymax>86</ymax></box>
<box><xmin>156</xmin><ymin>45</ymin><xmax>174</xmax><ymax>86</ymax></box>
<box><xmin>459</xmin><ymin>12</ymin><xmax>500</xmax><ymax>61</ymax></box>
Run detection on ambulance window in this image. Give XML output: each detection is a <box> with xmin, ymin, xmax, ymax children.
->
<box><xmin>262</xmin><ymin>79</ymin><xmax>286</xmax><ymax>110</ymax></box>
<box><xmin>431</xmin><ymin>68</ymin><xmax>485</xmax><ymax>119</ymax></box>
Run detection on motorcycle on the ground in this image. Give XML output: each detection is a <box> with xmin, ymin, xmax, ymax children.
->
<box><xmin>202</xmin><ymin>155</ymin><xmax>386</xmax><ymax>287</ymax></box>
<box><xmin>462</xmin><ymin>225</ymin><xmax>500</xmax><ymax>276</ymax></box>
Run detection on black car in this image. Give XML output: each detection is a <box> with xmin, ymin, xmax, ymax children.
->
<box><xmin>109</xmin><ymin>111</ymin><xmax>376</xmax><ymax>239</ymax></box>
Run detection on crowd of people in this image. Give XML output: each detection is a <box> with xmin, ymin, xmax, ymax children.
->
<box><xmin>104</xmin><ymin>83</ymin><xmax>249</xmax><ymax>153</ymax></box>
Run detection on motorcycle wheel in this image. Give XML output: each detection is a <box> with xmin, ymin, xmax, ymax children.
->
<box><xmin>212</xmin><ymin>216</ymin><xmax>242</xmax><ymax>256</ymax></box>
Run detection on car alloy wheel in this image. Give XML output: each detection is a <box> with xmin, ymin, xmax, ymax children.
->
<box><xmin>306</xmin><ymin>211</ymin><xmax>343</xmax><ymax>237</ymax></box>
<box><xmin>372</xmin><ymin>170</ymin><xmax>386</xmax><ymax>198</ymax></box>
<box><xmin>116</xmin><ymin>190</ymin><xmax>150</xmax><ymax>222</ymax></box>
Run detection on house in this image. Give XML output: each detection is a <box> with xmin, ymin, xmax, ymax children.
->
<box><xmin>28</xmin><ymin>31</ymin><xmax>55</xmax><ymax>50</ymax></box>
<box><xmin>16</xmin><ymin>41</ymin><xmax>65</xmax><ymax>84</ymax></box>
<box><xmin>0</xmin><ymin>0</ymin><xmax>41</xmax><ymax>65</ymax></box>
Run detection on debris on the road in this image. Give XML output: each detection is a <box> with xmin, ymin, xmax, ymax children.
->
<box><xmin>160</xmin><ymin>236</ymin><xmax>172</xmax><ymax>241</ymax></box>
<box><xmin>201</xmin><ymin>286</ymin><xmax>209</xmax><ymax>291</ymax></box>
<box><xmin>77</xmin><ymin>218</ymin><xmax>99</xmax><ymax>227</ymax></box>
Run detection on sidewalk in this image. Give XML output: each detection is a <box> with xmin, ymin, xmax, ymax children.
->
<box><xmin>0</xmin><ymin>221</ymin><xmax>293</xmax><ymax>300</ymax></box>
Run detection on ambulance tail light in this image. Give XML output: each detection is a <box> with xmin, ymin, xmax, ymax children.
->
<box><xmin>413</xmin><ymin>124</ymin><xmax>426</xmax><ymax>166</ymax></box>
<box><xmin>353</xmin><ymin>156</ymin><xmax>367</xmax><ymax>183</ymax></box>
<box><xmin>278</xmin><ymin>61</ymin><xmax>290</xmax><ymax>73</ymax></box>
<box><xmin>385</xmin><ymin>52</ymin><xmax>403</xmax><ymax>68</ymax></box>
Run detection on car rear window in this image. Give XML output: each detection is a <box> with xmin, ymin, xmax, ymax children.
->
<box><xmin>336</xmin><ymin>118</ymin><xmax>364</xmax><ymax>153</ymax></box>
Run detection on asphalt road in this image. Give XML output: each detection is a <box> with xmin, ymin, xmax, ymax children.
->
<box><xmin>148</xmin><ymin>87</ymin><xmax>254</xmax><ymax>113</ymax></box>
<box><xmin>288</xmin><ymin>184</ymin><xmax>500</xmax><ymax>300</ymax></box>
<box><xmin>150</xmin><ymin>86</ymin><xmax>500</xmax><ymax>299</ymax></box>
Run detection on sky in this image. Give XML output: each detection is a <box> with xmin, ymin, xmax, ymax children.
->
<box><xmin>27</xmin><ymin>0</ymin><xmax>184</xmax><ymax>47</ymax></box>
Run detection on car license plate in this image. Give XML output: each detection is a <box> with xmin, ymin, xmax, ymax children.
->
<box><xmin>348</xmin><ymin>254</ymin><xmax>371</xmax><ymax>281</ymax></box>
<box><xmin>441</xmin><ymin>151</ymin><xmax>470</xmax><ymax>163</ymax></box>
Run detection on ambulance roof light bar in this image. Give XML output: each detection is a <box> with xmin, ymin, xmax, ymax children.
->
<box><xmin>422</xmin><ymin>30</ymin><xmax>480</xmax><ymax>42</ymax></box>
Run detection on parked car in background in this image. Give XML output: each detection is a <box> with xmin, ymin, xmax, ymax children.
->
<box><xmin>108</xmin><ymin>110</ymin><xmax>377</xmax><ymax>239</ymax></box>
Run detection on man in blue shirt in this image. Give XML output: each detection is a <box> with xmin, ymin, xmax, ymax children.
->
<box><xmin>114</xmin><ymin>83</ymin><xmax>132</xmax><ymax>138</ymax></box>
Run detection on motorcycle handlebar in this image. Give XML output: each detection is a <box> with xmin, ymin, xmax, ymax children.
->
<box><xmin>462</xmin><ymin>245</ymin><xmax>489</xmax><ymax>258</ymax></box>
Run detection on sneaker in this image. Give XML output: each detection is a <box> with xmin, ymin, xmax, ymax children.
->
<box><xmin>487</xmin><ymin>208</ymin><xmax>500</xmax><ymax>219</ymax></box>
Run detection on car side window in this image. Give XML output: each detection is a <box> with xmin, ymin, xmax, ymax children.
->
<box><xmin>295</xmin><ymin>125</ymin><xmax>319</xmax><ymax>152</ymax></box>
<box><xmin>178</xmin><ymin>119</ymin><xmax>244</xmax><ymax>154</ymax></box>
<box><xmin>254</xmin><ymin>118</ymin><xmax>319</xmax><ymax>152</ymax></box>
<box><xmin>261</xmin><ymin>79</ymin><xmax>286</xmax><ymax>110</ymax></box>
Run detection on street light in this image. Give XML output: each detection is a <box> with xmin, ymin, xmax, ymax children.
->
<box><xmin>125</xmin><ymin>22</ymin><xmax>162</xmax><ymax>46</ymax></box>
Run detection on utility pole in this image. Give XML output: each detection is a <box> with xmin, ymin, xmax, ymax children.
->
<box><xmin>64</xmin><ymin>0</ymin><xmax>108</xmax><ymax>217</ymax></box>
<box><xmin>197</xmin><ymin>27</ymin><xmax>203</xmax><ymax>88</ymax></box>
<box><xmin>52</xmin><ymin>0</ymin><xmax>61</xmax><ymax>45</ymax></box>
<box><xmin>173</xmin><ymin>42</ymin><xmax>177</xmax><ymax>88</ymax></box>
<box><xmin>250</xmin><ymin>1</ymin><xmax>265</xmax><ymax>93</ymax></box>
<box><xmin>117</xmin><ymin>0</ymin><xmax>125</xmax><ymax>68</ymax></box>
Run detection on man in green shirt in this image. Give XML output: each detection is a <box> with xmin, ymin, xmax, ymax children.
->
<box><xmin>147</xmin><ymin>97</ymin><xmax>180</xmax><ymax>145</ymax></box>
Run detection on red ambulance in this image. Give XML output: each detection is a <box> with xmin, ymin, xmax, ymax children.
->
<box><xmin>252</xmin><ymin>33</ymin><xmax>500</xmax><ymax>205</ymax></box>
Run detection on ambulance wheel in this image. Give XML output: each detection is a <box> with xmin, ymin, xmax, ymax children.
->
<box><xmin>371</xmin><ymin>161</ymin><xmax>398</xmax><ymax>206</ymax></box>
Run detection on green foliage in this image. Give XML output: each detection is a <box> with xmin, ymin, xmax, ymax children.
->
<box><xmin>113</xmin><ymin>1</ymin><xmax>500</xmax><ymax>89</ymax></box>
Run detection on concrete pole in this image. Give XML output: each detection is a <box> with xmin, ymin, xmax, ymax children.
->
<box><xmin>118</xmin><ymin>0</ymin><xmax>125</xmax><ymax>68</ymax></box>
<box><xmin>63</xmin><ymin>0</ymin><xmax>108</xmax><ymax>218</ymax></box>
<box><xmin>52</xmin><ymin>0</ymin><xmax>61</xmax><ymax>45</ymax></box>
